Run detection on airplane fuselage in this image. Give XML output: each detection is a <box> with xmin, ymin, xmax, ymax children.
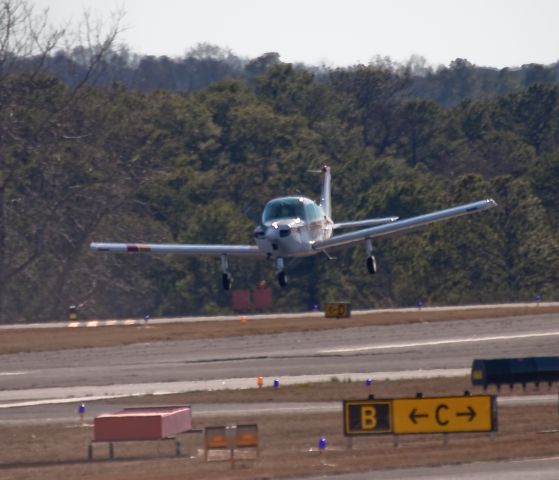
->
<box><xmin>253</xmin><ymin>196</ymin><xmax>333</xmax><ymax>258</ymax></box>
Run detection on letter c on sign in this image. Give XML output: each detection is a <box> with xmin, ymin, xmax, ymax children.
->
<box><xmin>435</xmin><ymin>404</ymin><xmax>449</xmax><ymax>426</ymax></box>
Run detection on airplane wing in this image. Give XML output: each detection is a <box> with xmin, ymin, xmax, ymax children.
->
<box><xmin>333</xmin><ymin>217</ymin><xmax>399</xmax><ymax>230</ymax></box>
<box><xmin>90</xmin><ymin>242</ymin><xmax>264</xmax><ymax>257</ymax></box>
<box><xmin>314</xmin><ymin>198</ymin><xmax>497</xmax><ymax>251</ymax></box>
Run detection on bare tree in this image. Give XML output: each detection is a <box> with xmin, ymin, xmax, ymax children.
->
<box><xmin>0</xmin><ymin>0</ymin><xmax>124</xmax><ymax>323</ymax></box>
<box><xmin>0</xmin><ymin>0</ymin><xmax>64</xmax><ymax>78</ymax></box>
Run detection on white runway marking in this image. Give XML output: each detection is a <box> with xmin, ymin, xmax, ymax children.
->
<box><xmin>67</xmin><ymin>320</ymin><xmax>142</xmax><ymax>328</ymax></box>
<box><xmin>0</xmin><ymin>371</ymin><xmax>26</xmax><ymax>376</ymax></box>
<box><xmin>321</xmin><ymin>330</ymin><xmax>559</xmax><ymax>354</ymax></box>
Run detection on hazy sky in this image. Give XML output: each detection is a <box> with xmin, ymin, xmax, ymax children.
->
<box><xmin>32</xmin><ymin>0</ymin><xmax>559</xmax><ymax>68</ymax></box>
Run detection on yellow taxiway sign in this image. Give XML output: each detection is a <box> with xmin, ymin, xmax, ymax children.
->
<box><xmin>392</xmin><ymin>395</ymin><xmax>496</xmax><ymax>434</ymax></box>
<box><xmin>325</xmin><ymin>302</ymin><xmax>351</xmax><ymax>318</ymax></box>
<box><xmin>343</xmin><ymin>395</ymin><xmax>496</xmax><ymax>436</ymax></box>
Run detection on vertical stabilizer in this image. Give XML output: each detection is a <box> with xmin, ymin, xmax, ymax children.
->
<box><xmin>320</xmin><ymin>164</ymin><xmax>332</xmax><ymax>219</ymax></box>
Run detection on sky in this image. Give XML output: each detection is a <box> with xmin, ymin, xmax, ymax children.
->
<box><xmin>32</xmin><ymin>0</ymin><xmax>559</xmax><ymax>69</ymax></box>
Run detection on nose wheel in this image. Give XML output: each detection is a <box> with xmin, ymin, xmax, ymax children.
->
<box><xmin>276</xmin><ymin>257</ymin><xmax>288</xmax><ymax>287</ymax></box>
<box><xmin>220</xmin><ymin>254</ymin><xmax>233</xmax><ymax>290</ymax></box>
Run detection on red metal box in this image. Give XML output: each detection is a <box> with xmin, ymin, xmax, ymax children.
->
<box><xmin>94</xmin><ymin>406</ymin><xmax>192</xmax><ymax>441</ymax></box>
<box><xmin>231</xmin><ymin>289</ymin><xmax>251</xmax><ymax>311</ymax></box>
<box><xmin>253</xmin><ymin>287</ymin><xmax>272</xmax><ymax>310</ymax></box>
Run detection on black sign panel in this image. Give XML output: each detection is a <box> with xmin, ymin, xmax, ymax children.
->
<box><xmin>343</xmin><ymin>400</ymin><xmax>392</xmax><ymax>435</ymax></box>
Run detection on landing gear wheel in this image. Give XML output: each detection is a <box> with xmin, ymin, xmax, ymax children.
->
<box><xmin>366</xmin><ymin>255</ymin><xmax>377</xmax><ymax>274</ymax></box>
<box><xmin>222</xmin><ymin>273</ymin><xmax>233</xmax><ymax>290</ymax></box>
<box><xmin>278</xmin><ymin>271</ymin><xmax>288</xmax><ymax>288</ymax></box>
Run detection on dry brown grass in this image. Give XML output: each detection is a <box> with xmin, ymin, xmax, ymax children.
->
<box><xmin>2</xmin><ymin>402</ymin><xmax>559</xmax><ymax>480</ymax></box>
<box><xmin>2</xmin><ymin>305</ymin><xmax>558</xmax><ymax>354</ymax></box>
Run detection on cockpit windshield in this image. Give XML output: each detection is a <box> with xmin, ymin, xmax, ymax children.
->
<box><xmin>262</xmin><ymin>198</ymin><xmax>307</xmax><ymax>223</ymax></box>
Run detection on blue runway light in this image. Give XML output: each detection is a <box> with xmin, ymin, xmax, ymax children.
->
<box><xmin>366</xmin><ymin>378</ymin><xmax>372</xmax><ymax>387</ymax></box>
<box><xmin>78</xmin><ymin>403</ymin><xmax>86</xmax><ymax>424</ymax></box>
<box><xmin>318</xmin><ymin>436</ymin><xmax>327</xmax><ymax>450</ymax></box>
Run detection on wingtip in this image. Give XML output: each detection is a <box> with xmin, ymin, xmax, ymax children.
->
<box><xmin>90</xmin><ymin>242</ymin><xmax>109</xmax><ymax>252</ymax></box>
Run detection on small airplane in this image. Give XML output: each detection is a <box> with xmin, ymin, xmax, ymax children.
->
<box><xmin>91</xmin><ymin>165</ymin><xmax>497</xmax><ymax>289</ymax></box>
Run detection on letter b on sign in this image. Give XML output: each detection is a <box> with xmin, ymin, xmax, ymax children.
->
<box><xmin>345</xmin><ymin>400</ymin><xmax>392</xmax><ymax>435</ymax></box>
<box><xmin>361</xmin><ymin>406</ymin><xmax>378</xmax><ymax>429</ymax></box>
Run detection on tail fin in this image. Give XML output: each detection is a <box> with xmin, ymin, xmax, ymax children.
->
<box><xmin>320</xmin><ymin>164</ymin><xmax>332</xmax><ymax>219</ymax></box>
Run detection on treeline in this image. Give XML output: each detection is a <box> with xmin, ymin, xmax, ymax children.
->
<box><xmin>30</xmin><ymin>45</ymin><xmax>559</xmax><ymax>108</ymax></box>
<box><xmin>0</xmin><ymin>1</ymin><xmax>558</xmax><ymax>323</ymax></box>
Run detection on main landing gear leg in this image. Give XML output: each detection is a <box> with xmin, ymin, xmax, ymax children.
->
<box><xmin>365</xmin><ymin>239</ymin><xmax>377</xmax><ymax>274</ymax></box>
<box><xmin>276</xmin><ymin>257</ymin><xmax>287</xmax><ymax>287</ymax></box>
<box><xmin>221</xmin><ymin>254</ymin><xmax>233</xmax><ymax>290</ymax></box>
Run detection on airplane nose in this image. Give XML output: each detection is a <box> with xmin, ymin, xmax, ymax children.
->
<box><xmin>265</xmin><ymin>225</ymin><xmax>291</xmax><ymax>241</ymax></box>
<box><xmin>265</xmin><ymin>226</ymin><xmax>280</xmax><ymax>241</ymax></box>
<box><xmin>278</xmin><ymin>225</ymin><xmax>291</xmax><ymax>237</ymax></box>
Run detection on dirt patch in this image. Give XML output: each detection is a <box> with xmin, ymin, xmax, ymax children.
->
<box><xmin>2</xmin><ymin>305</ymin><xmax>557</xmax><ymax>355</ymax></box>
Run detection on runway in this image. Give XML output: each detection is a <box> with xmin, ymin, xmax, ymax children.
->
<box><xmin>1</xmin><ymin>312</ymin><xmax>557</xmax><ymax>406</ymax></box>
<box><xmin>2</xmin><ymin>309</ymin><xmax>559</xmax><ymax>479</ymax></box>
